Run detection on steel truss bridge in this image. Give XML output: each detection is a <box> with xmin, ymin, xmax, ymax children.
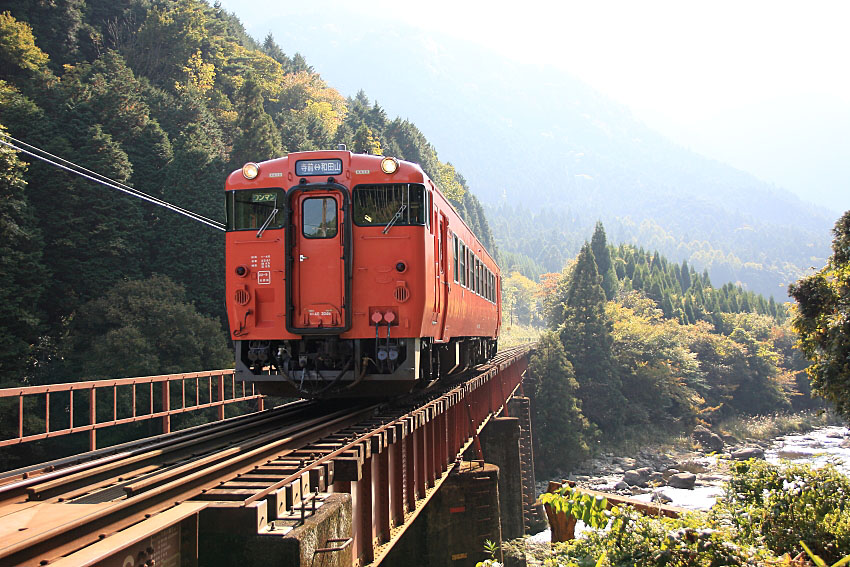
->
<box><xmin>0</xmin><ymin>345</ymin><xmax>533</xmax><ymax>567</ymax></box>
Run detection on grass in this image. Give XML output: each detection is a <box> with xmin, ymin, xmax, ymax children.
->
<box><xmin>717</xmin><ymin>410</ymin><xmax>844</xmax><ymax>442</ymax></box>
<box><xmin>580</xmin><ymin>410</ymin><xmax>844</xmax><ymax>464</ymax></box>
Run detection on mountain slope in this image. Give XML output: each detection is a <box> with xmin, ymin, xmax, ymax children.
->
<box><xmin>274</xmin><ymin>23</ymin><xmax>834</xmax><ymax>297</ymax></box>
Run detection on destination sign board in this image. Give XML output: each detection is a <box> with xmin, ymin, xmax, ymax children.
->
<box><xmin>295</xmin><ymin>159</ymin><xmax>343</xmax><ymax>177</ymax></box>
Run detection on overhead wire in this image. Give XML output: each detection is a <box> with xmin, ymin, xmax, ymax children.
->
<box><xmin>0</xmin><ymin>132</ymin><xmax>226</xmax><ymax>231</ymax></box>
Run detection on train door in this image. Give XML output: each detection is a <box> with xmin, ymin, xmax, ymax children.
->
<box><xmin>437</xmin><ymin>213</ymin><xmax>450</xmax><ymax>341</ymax></box>
<box><xmin>432</xmin><ymin>207</ymin><xmax>440</xmax><ymax>327</ymax></box>
<box><xmin>288</xmin><ymin>188</ymin><xmax>349</xmax><ymax>332</ymax></box>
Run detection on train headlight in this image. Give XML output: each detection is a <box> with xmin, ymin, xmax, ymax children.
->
<box><xmin>380</xmin><ymin>157</ymin><xmax>399</xmax><ymax>174</ymax></box>
<box><xmin>242</xmin><ymin>162</ymin><xmax>260</xmax><ymax>179</ymax></box>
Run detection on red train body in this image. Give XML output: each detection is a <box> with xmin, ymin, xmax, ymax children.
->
<box><xmin>225</xmin><ymin>150</ymin><xmax>500</xmax><ymax>397</ymax></box>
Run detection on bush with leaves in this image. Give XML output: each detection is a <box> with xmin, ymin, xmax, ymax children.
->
<box><xmin>789</xmin><ymin>210</ymin><xmax>850</xmax><ymax>420</ymax></box>
<box><xmin>713</xmin><ymin>459</ymin><xmax>850</xmax><ymax>563</ymax></box>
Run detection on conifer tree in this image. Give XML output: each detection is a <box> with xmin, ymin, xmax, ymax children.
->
<box><xmin>557</xmin><ymin>243</ymin><xmax>625</xmax><ymax>434</ymax></box>
<box><xmin>0</xmin><ymin>124</ymin><xmax>46</xmax><ymax>380</ymax></box>
<box><xmin>590</xmin><ymin>221</ymin><xmax>618</xmax><ymax>300</ymax></box>
<box><xmin>680</xmin><ymin>260</ymin><xmax>692</xmax><ymax>291</ymax></box>
<box><xmin>529</xmin><ymin>332</ymin><xmax>596</xmax><ymax>475</ymax></box>
<box><xmin>232</xmin><ymin>77</ymin><xmax>281</xmax><ymax>165</ymax></box>
<box><xmin>352</xmin><ymin>124</ymin><xmax>381</xmax><ymax>155</ymax></box>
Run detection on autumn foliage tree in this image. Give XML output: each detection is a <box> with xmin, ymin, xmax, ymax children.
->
<box><xmin>789</xmin><ymin>210</ymin><xmax>850</xmax><ymax>420</ymax></box>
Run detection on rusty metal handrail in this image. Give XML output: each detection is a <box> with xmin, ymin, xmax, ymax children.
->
<box><xmin>0</xmin><ymin>369</ymin><xmax>264</xmax><ymax>451</ymax></box>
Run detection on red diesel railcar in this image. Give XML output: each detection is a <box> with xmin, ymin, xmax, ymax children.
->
<box><xmin>225</xmin><ymin>150</ymin><xmax>500</xmax><ymax>397</ymax></box>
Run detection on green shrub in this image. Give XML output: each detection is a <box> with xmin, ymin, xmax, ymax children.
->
<box><xmin>553</xmin><ymin>507</ymin><xmax>779</xmax><ymax>566</ymax></box>
<box><xmin>713</xmin><ymin>460</ymin><xmax>850</xmax><ymax>563</ymax></box>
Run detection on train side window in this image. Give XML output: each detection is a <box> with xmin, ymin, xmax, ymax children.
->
<box><xmin>302</xmin><ymin>197</ymin><xmax>338</xmax><ymax>238</ymax></box>
<box><xmin>453</xmin><ymin>236</ymin><xmax>459</xmax><ymax>283</ymax></box>
<box><xmin>462</xmin><ymin>245</ymin><xmax>467</xmax><ymax>287</ymax></box>
<box><xmin>479</xmin><ymin>261</ymin><xmax>483</xmax><ymax>296</ymax></box>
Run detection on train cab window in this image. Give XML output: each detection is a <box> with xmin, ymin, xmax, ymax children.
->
<box><xmin>353</xmin><ymin>184</ymin><xmax>426</xmax><ymax>227</ymax></box>
<box><xmin>302</xmin><ymin>197</ymin><xmax>338</xmax><ymax>238</ymax></box>
<box><xmin>226</xmin><ymin>189</ymin><xmax>285</xmax><ymax>231</ymax></box>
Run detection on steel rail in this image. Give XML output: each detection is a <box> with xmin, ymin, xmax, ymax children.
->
<box><xmin>0</xmin><ymin>400</ymin><xmax>315</xmax><ymax>498</ymax></box>
<box><xmin>0</xmin><ymin>403</ymin><xmax>380</xmax><ymax>565</ymax></box>
<box><xmin>22</xmin><ymin>402</ymin><xmax>318</xmax><ymax>501</ymax></box>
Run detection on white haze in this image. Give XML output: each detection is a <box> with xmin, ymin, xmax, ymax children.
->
<box><xmin>219</xmin><ymin>0</ymin><xmax>850</xmax><ymax>212</ymax></box>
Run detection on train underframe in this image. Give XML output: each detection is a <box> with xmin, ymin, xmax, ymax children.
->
<box><xmin>234</xmin><ymin>335</ymin><xmax>498</xmax><ymax>398</ymax></box>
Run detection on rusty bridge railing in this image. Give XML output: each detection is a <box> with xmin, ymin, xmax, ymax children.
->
<box><xmin>0</xmin><ymin>369</ymin><xmax>263</xmax><ymax>451</ymax></box>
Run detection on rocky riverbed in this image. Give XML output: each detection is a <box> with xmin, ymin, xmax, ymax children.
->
<box><xmin>539</xmin><ymin>424</ymin><xmax>850</xmax><ymax>512</ymax></box>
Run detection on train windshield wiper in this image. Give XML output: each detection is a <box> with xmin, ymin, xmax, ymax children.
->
<box><xmin>256</xmin><ymin>207</ymin><xmax>279</xmax><ymax>238</ymax></box>
<box><xmin>383</xmin><ymin>204</ymin><xmax>406</xmax><ymax>234</ymax></box>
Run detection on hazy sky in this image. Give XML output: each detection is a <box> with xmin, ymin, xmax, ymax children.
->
<box><xmin>218</xmin><ymin>0</ymin><xmax>849</xmax><ymax>211</ymax></box>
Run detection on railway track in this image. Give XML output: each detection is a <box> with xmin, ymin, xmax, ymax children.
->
<box><xmin>0</xmin><ymin>345</ymin><xmax>532</xmax><ymax>567</ymax></box>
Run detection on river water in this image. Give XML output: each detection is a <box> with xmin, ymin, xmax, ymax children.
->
<box><xmin>529</xmin><ymin>425</ymin><xmax>850</xmax><ymax>543</ymax></box>
<box><xmin>631</xmin><ymin>425</ymin><xmax>850</xmax><ymax>511</ymax></box>
<box><xmin>766</xmin><ymin>425</ymin><xmax>850</xmax><ymax>476</ymax></box>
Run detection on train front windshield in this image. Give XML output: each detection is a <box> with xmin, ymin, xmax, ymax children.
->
<box><xmin>353</xmin><ymin>184</ymin><xmax>426</xmax><ymax>226</ymax></box>
<box><xmin>226</xmin><ymin>189</ymin><xmax>286</xmax><ymax>230</ymax></box>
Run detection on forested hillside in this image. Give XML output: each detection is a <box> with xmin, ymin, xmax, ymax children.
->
<box><xmin>286</xmin><ymin>27</ymin><xmax>834</xmax><ymax>299</ymax></box>
<box><xmin>0</xmin><ymin>0</ymin><xmax>493</xmax><ymax>383</ymax></box>
<box><xmin>523</xmin><ymin>224</ymin><xmax>813</xmax><ymax>475</ymax></box>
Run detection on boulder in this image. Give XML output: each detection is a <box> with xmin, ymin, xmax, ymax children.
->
<box><xmin>651</xmin><ymin>489</ymin><xmax>673</xmax><ymax>504</ymax></box>
<box><xmin>613</xmin><ymin>480</ymin><xmax>630</xmax><ymax>491</ymax></box>
<box><xmin>623</xmin><ymin>467</ymin><xmax>653</xmax><ymax>486</ymax></box>
<box><xmin>678</xmin><ymin>460</ymin><xmax>709</xmax><ymax>474</ymax></box>
<box><xmin>647</xmin><ymin>471</ymin><xmax>665</xmax><ymax>485</ymax></box>
<box><xmin>693</xmin><ymin>425</ymin><xmax>724</xmax><ymax>453</ymax></box>
<box><xmin>721</xmin><ymin>433</ymin><xmax>740</xmax><ymax>445</ymax></box>
<box><xmin>731</xmin><ymin>447</ymin><xmax>765</xmax><ymax>460</ymax></box>
<box><xmin>662</xmin><ymin>468</ymin><xmax>680</xmax><ymax>481</ymax></box>
<box><xmin>668</xmin><ymin>472</ymin><xmax>697</xmax><ymax>489</ymax></box>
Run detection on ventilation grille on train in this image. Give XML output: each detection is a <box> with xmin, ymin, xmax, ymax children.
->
<box><xmin>394</xmin><ymin>283</ymin><xmax>410</xmax><ymax>303</ymax></box>
<box><xmin>235</xmin><ymin>288</ymin><xmax>250</xmax><ymax>305</ymax></box>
